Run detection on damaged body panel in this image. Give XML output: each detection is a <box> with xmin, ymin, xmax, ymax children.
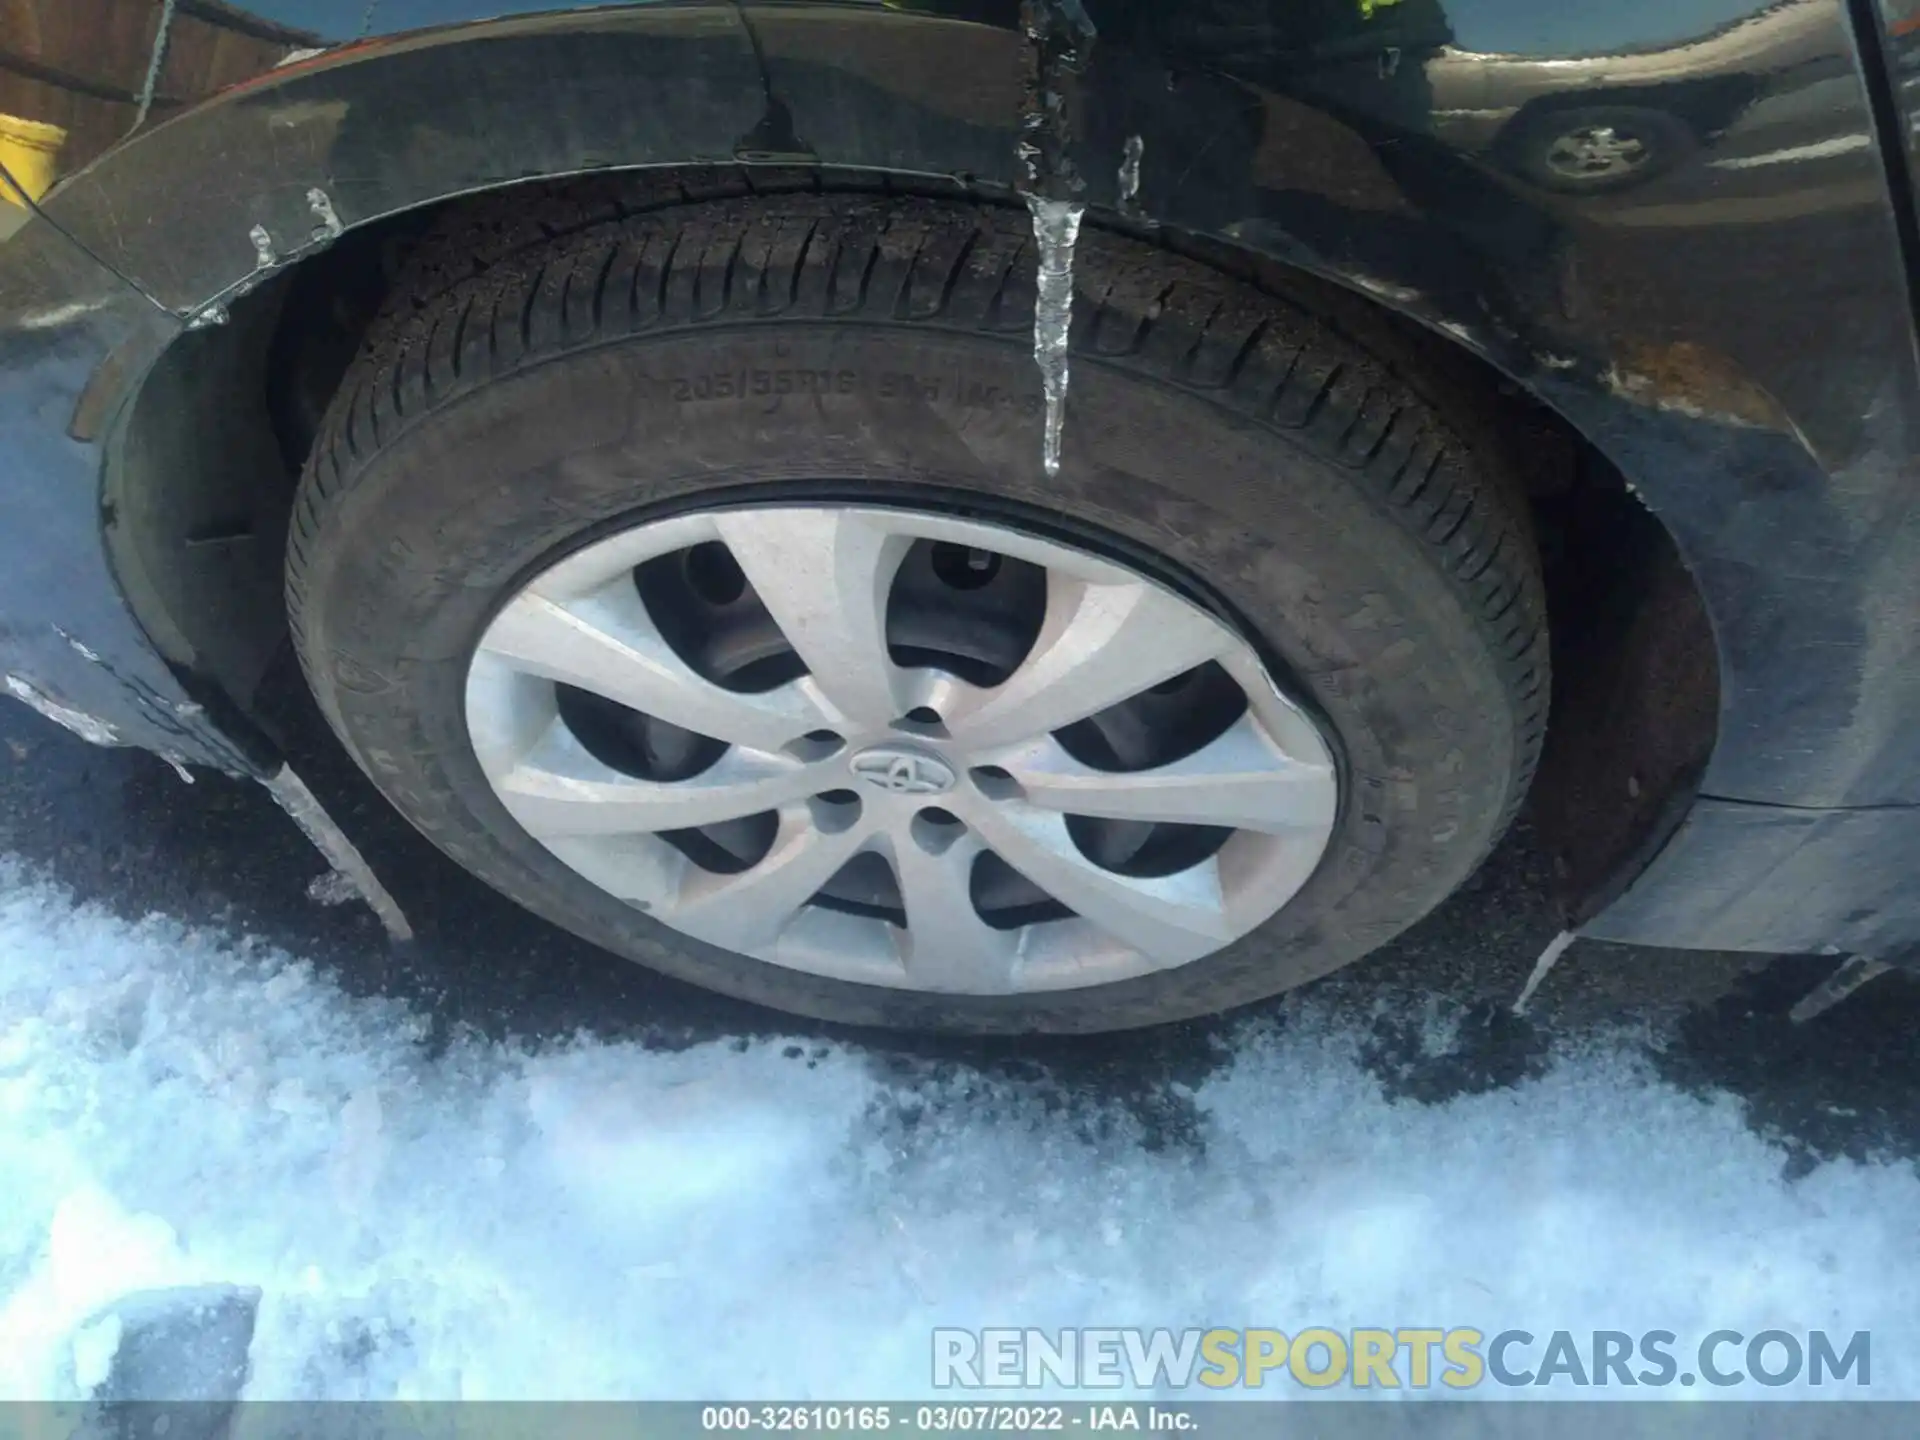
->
<box><xmin>0</xmin><ymin>211</ymin><xmax>260</xmax><ymax>774</ymax></box>
<box><xmin>5</xmin><ymin>0</ymin><xmax>1920</xmax><ymax>966</ymax></box>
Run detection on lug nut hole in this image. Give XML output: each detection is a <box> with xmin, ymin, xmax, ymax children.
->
<box><xmin>683</xmin><ymin>541</ymin><xmax>748</xmax><ymax>606</ymax></box>
<box><xmin>930</xmin><ymin>543</ymin><xmax>1001</xmax><ymax>590</ymax></box>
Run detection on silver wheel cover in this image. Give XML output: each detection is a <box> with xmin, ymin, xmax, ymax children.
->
<box><xmin>1545</xmin><ymin>125</ymin><xmax>1650</xmax><ymax>180</ymax></box>
<box><xmin>464</xmin><ymin>505</ymin><xmax>1339</xmax><ymax>995</ymax></box>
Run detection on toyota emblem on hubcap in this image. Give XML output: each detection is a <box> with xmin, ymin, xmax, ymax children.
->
<box><xmin>849</xmin><ymin>746</ymin><xmax>957</xmax><ymax>796</ymax></box>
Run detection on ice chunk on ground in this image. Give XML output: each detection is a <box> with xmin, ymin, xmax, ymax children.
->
<box><xmin>87</xmin><ymin>1284</ymin><xmax>259</xmax><ymax>1401</ymax></box>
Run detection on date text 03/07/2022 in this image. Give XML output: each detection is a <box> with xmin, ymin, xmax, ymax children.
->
<box><xmin>700</xmin><ymin>1405</ymin><xmax>1194</xmax><ymax>1432</ymax></box>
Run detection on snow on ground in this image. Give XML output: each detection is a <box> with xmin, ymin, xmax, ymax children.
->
<box><xmin>1</xmin><ymin>857</ymin><xmax>1917</xmax><ymax>1402</ymax></box>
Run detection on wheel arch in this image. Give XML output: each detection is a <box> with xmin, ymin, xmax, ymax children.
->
<box><xmin>1495</xmin><ymin>72</ymin><xmax>1767</xmax><ymax>143</ymax></box>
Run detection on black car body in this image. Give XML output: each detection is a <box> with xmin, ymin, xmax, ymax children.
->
<box><xmin>5</xmin><ymin>0</ymin><xmax>1920</xmax><ymax>1014</ymax></box>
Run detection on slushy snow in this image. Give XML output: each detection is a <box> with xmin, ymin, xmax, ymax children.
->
<box><xmin>2</xmin><ymin>859</ymin><xmax>1916</xmax><ymax>1400</ymax></box>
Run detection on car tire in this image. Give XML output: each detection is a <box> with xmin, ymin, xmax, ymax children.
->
<box><xmin>286</xmin><ymin>189</ymin><xmax>1548</xmax><ymax>1033</ymax></box>
<box><xmin>1503</xmin><ymin>104</ymin><xmax>1695</xmax><ymax>193</ymax></box>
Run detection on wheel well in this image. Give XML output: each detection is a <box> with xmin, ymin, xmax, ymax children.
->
<box><xmin>1508</xmin><ymin>75</ymin><xmax>1764</xmax><ymax>133</ymax></box>
<box><xmin>106</xmin><ymin>164</ymin><xmax>1719</xmax><ymax>928</ymax></box>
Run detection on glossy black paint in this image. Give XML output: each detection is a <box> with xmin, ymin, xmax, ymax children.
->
<box><xmin>4</xmin><ymin>0</ymin><xmax>1920</xmax><ymax>959</ymax></box>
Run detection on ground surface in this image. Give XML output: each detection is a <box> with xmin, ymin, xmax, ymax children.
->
<box><xmin>4</xmin><ymin>690</ymin><xmax>1920</xmax><ymax>1401</ymax></box>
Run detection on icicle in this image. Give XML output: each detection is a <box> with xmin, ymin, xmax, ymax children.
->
<box><xmin>264</xmin><ymin>765</ymin><xmax>415</xmax><ymax>943</ymax></box>
<box><xmin>1512</xmin><ymin>929</ymin><xmax>1576</xmax><ymax>1015</ymax></box>
<box><xmin>1015</xmin><ymin>0</ymin><xmax>1094</xmax><ymax>478</ymax></box>
<box><xmin>1025</xmin><ymin>195</ymin><xmax>1083</xmax><ymax>478</ymax></box>
<box><xmin>1789</xmin><ymin>955</ymin><xmax>1892</xmax><ymax>1023</ymax></box>
<box><xmin>1117</xmin><ymin>134</ymin><xmax>1145</xmax><ymax>213</ymax></box>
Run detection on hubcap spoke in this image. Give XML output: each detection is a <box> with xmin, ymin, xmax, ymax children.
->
<box><xmin>539</xmin><ymin>832</ymin><xmax>684</xmax><ymax>910</ymax></box>
<box><xmin>965</xmin><ymin>803</ymin><xmax>1232</xmax><ymax>966</ymax></box>
<box><xmin>493</xmin><ymin>721</ymin><xmax>832</xmax><ymax>839</ymax></box>
<box><xmin>888</xmin><ymin>830</ymin><xmax>1019</xmax><ymax>993</ymax></box>
<box><xmin>984</xmin><ymin>714</ymin><xmax>1337</xmax><ymax>834</ymax></box>
<box><xmin>664</xmin><ymin>806</ymin><xmax>873</xmax><ymax>953</ymax></box>
<box><xmin>714</xmin><ymin>509</ymin><xmax>917</xmax><ymax>728</ymax></box>
<box><xmin>477</xmin><ymin>581</ymin><xmax>827</xmax><ymax>753</ymax></box>
<box><xmin>943</xmin><ymin>577</ymin><xmax>1228</xmax><ymax>750</ymax></box>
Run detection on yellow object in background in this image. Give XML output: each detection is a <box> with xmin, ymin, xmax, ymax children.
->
<box><xmin>0</xmin><ymin>114</ymin><xmax>67</xmax><ymax>207</ymax></box>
